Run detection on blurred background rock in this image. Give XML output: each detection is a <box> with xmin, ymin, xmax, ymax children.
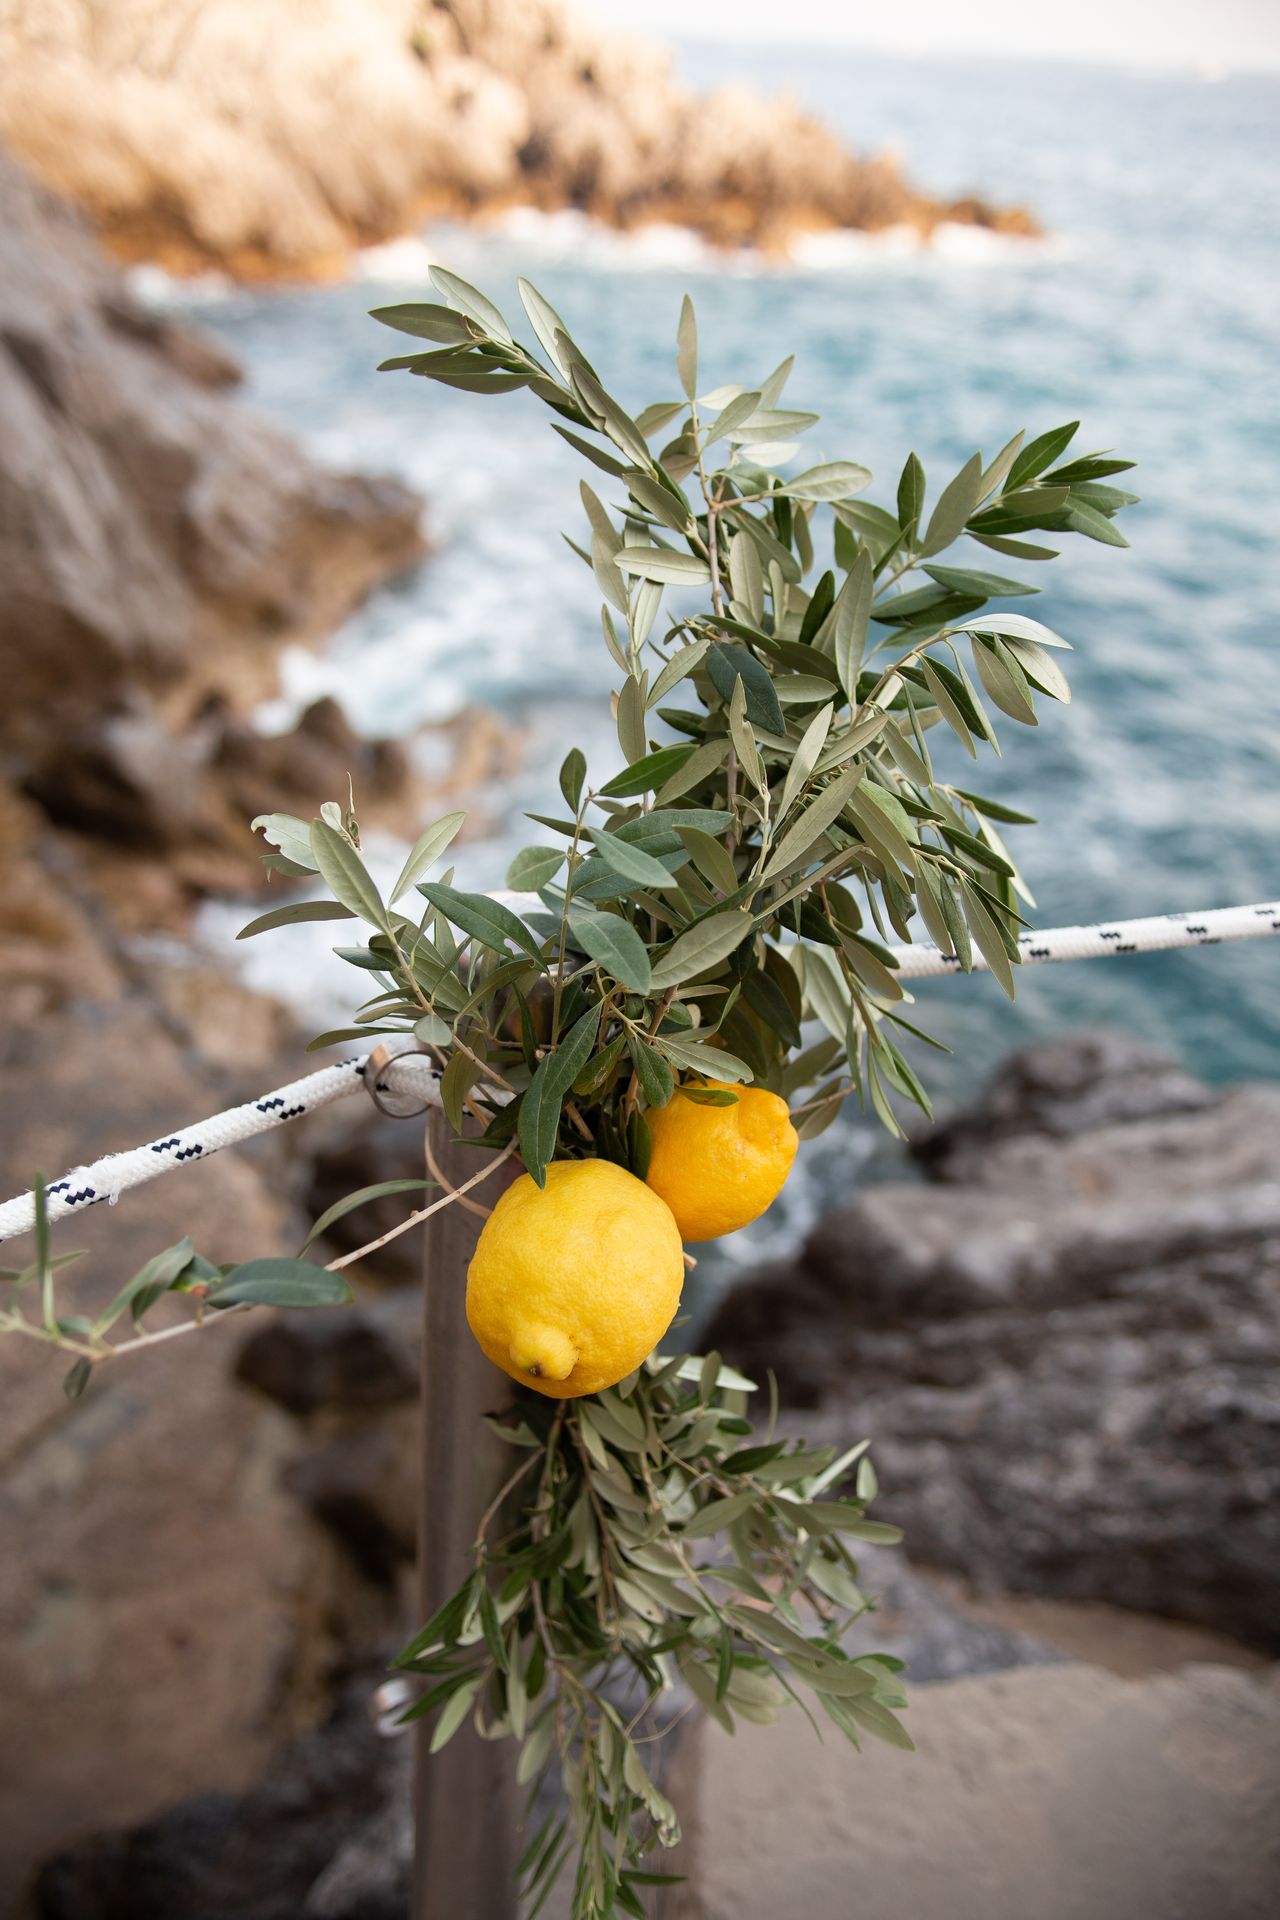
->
<box><xmin>0</xmin><ymin>2</ymin><xmax>1277</xmax><ymax>1916</ymax></box>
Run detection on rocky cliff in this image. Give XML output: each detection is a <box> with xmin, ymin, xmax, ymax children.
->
<box><xmin>0</xmin><ymin>0</ymin><xmax>1035</xmax><ymax>280</ymax></box>
<box><xmin>0</xmin><ymin>142</ymin><xmax>524</xmax><ymax>1905</ymax></box>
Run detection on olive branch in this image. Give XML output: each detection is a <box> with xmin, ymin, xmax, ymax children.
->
<box><xmin>3</xmin><ymin>269</ymin><xmax>1135</xmax><ymax>1919</ymax></box>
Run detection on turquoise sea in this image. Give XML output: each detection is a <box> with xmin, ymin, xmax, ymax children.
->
<box><xmin>176</xmin><ymin>46</ymin><xmax>1280</xmax><ymax>1267</ymax></box>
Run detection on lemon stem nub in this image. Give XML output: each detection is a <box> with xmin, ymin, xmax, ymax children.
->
<box><xmin>509</xmin><ymin>1324</ymin><xmax>578</xmax><ymax>1383</ymax></box>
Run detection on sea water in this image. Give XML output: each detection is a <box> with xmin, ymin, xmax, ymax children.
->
<box><xmin>180</xmin><ymin>47</ymin><xmax>1280</xmax><ymax>1276</ymax></box>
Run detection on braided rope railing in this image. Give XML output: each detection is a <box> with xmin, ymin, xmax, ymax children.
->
<box><xmin>1</xmin><ymin>899</ymin><xmax>1275</xmax><ymax>1246</ymax></box>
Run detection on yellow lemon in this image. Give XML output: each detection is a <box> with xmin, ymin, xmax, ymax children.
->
<box><xmin>466</xmin><ymin>1159</ymin><xmax>684</xmax><ymax>1399</ymax></box>
<box><xmin>644</xmin><ymin>1079</ymin><xmax>798</xmax><ymax>1241</ymax></box>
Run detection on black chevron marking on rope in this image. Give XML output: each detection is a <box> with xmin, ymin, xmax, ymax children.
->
<box><xmin>48</xmin><ymin>1180</ymin><xmax>71</xmax><ymax>1196</ymax></box>
<box><xmin>1185</xmin><ymin>924</ymin><xmax>1207</xmax><ymax>935</ymax></box>
<box><xmin>257</xmin><ymin>1097</ymin><xmax>285</xmax><ymax>1112</ymax></box>
<box><xmin>279</xmin><ymin>1104</ymin><xmax>306</xmax><ymax>1120</ymax></box>
<box><xmin>64</xmin><ymin>1187</ymin><xmax>97</xmax><ymax>1206</ymax></box>
<box><xmin>175</xmin><ymin>1145</ymin><xmax>204</xmax><ymax>1162</ymax></box>
<box><xmin>1099</xmin><ymin>929</ymin><xmax>1122</xmax><ymax>941</ymax></box>
<box><xmin>1114</xmin><ymin>943</ymin><xmax>1137</xmax><ymax>953</ymax></box>
<box><xmin>1028</xmin><ymin>946</ymin><xmax>1051</xmax><ymax>958</ymax></box>
<box><xmin>151</xmin><ymin>1137</ymin><xmax>180</xmax><ymax>1154</ymax></box>
<box><xmin>1196</xmin><ymin>937</ymin><xmax>1221</xmax><ymax>945</ymax></box>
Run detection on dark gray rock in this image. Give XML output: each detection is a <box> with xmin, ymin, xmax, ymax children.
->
<box><xmin>236</xmin><ymin>1302</ymin><xmax>419</xmax><ymax>1418</ymax></box>
<box><xmin>707</xmin><ymin>1037</ymin><xmax>1280</xmax><ymax>1649</ymax></box>
<box><xmin>33</xmin><ymin>1687</ymin><xmax>410</xmax><ymax>1920</ymax></box>
<box><xmin>0</xmin><ymin>143</ymin><xmax>424</xmax><ymax>775</ymax></box>
<box><xmin>912</xmin><ymin>1027</ymin><xmax>1213</xmax><ymax>1182</ymax></box>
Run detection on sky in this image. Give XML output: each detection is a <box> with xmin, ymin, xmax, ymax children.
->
<box><xmin>588</xmin><ymin>0</ymin><xmax>1280</xmax><ymax>73</ymax></box>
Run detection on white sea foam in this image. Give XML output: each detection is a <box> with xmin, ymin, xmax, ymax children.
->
<box><xmin>124</xmin><ymin>261</ymin><xmax>234</xmax><ymax>307</ymax></box>
<box><xmin>353</xmin><ymin>206</ymin><xmax>1067</xmax><ymax>286</ymax></box>
<box><xmin>355</xmin><ymin>234</ymin><xmax>441</xmax><ymax>282</ymax></box>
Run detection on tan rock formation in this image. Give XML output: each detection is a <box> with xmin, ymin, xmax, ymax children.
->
<box><xmin>666</xmin><ymin>1661</ymin><xmax>1280</xmax><ymax>1920</ymax></box>
<box><xmin>0</xmin><ymin>1</ymin><xmax>1035</xmax><ymax>281</ymax></box>
<box><xmin>0</xmin><ymin>144</ymin><xmax>425</xmax><ymax>766</ymax></box>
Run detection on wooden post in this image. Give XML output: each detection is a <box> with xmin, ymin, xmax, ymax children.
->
<box><xmin>413</xmin><ymin>1110</ymin><xmax>521</xmax><ymax>1920</ymax></box>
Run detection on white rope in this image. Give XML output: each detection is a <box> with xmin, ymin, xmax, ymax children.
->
<box><xmin>891</xmin><ymin>899</ymin><xmax>1280</xmax><ymax>978</ymax></box>
<box><xmin>0</xmin><ymin>1053</ymin><xmax>445</xmax><ymax>1245</ymax></box>
<box><xmin>1</xmin><ymin>899</ymin><xmax>1276</xmax><ymax>1245</ymax></box>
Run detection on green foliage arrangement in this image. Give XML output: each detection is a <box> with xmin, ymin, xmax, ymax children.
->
<box><xmin>3</xmin><ymin>267</ymin><xmax>1135</xmax><ymax>1919</ymax></box>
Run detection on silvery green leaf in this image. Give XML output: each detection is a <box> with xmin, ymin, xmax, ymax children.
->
<box><xmin>721</xmin><ymin>504</ymin><xmax>802</xmax><ymax>583</ymax></box>
<box><xmin>727</xmin><ymin>676</ymin><xmax>764</xmax><ymax>788</ymax></box>
<box><xmin>739</xmin><ymin>440</ymin><xmax>799</xmax><ymax>467</ymax></box>
<box><xmin>516</xmin><ymin>277</ymin><xmax>572</xmax><ymax>376</ymax></box>
<box><xmin>429</xmin><ymin>267</ymin><xmax>513</xmax><ymax>343</ymax></box>
<box><xmin>923</xmin><ymin>563</ymin><xmax>1037</xmax><ymax>597</ymax></box>
<box><xmin>237</xmin><ymin>899</ymin><xmax>355</xmax><ymax>940</ymax></box>
<box><xmin>616</xmin><ymin>670</ymin><xmax>649</xmax><ymax>763</ymax></box>
<box><xmin>559</xmin><ymin>748</ymin><xmax>586</xmax><ymax>811</ymax></box>
<box><xmin>581</xmin><ymin>1394</ymin><xmax>646</xmax><ymax>1453</ymax></box>
<box><xmin>390</xmin><ymin>810</ymin><xmax>466</xmax><ymax>904</ymax></box>
<box><xmin>655</xmin><ymin>736</ymin><xmax>727</xmax><ymax>804</ymax></box>
<box><xmin>568</xmin><ymin>908</ymin><xmax>652</xmax><ymax>993</ymax></box>
<box><xmin>728</xmin><ymin>408</ymin><xmax>818</xmax><ymax>443</ymax></box>
<box><xmin>952</xmin><ymin>611</ymin><xmax>1071</xmax><ymax>648</ymax></box>
<box><xmin>783</xmin><ymin>461</ymin><xmax>873</xmax><ymax>502</ymax></box>
<box><xmin>647</xmin><ymin>636</ymin><xmax>710</xmax><ymax>707</ymax></box>
<box><xmin>757</xmin><ymin>352</ymin><xmax>794</xmax><ymax>408</ymax></box>
<box><xmin>615</xmin><ymin>546</ymin><xmax>710</xmax><ymax>585</ymax></box>
<box><xmin>775</xmin><ymin>704</ymin><xmax>833</xmax><ymax>828</ymax></box>
<box><xmin>671</xmin><ymin>1355</ymin><xmax>757</xmax><ymax>1392</ymax></box>
<box><xmin>703</xmin><ymin>390</ymin><xmax>762</xmax><ymax>448</ymax></box>
<box><xmin>428</xmin><ymin>1674</ymin><xmax>484</xmax><ymax>1754</ymax></box>
<box><xmin>636</xmin><ymin>399</ymin><xmax>686</xmax><ymax>438</ymax></box>
<box><xmin>678</xmin><ymin>826</ymin><xmax>739</xmax><ymax>896</ymax></box>
<box><xmin>655</xmin><ymin>1031</ymin><xmax>754</xmax><ymax>1083</ymax></box>
<box><xmin>727</xmin><ymin>531</ymin><xmax>764</xmax><ymax>626</ymax></box>
<box><xmin>849</xmin><ymin>782</ymin><xmax>917</xmax><ymax>868</ymax></box>
<box><xmin>209</xmin><ymin>1259</ymin><xmax>352</xmax><ymax>1309</ymax></box>
<box><xmin>368</xmin><ymin>302</ymin><xmax>475</xmax><ymax>343</ymax></box>
<box><xmin>798</xmin><ymin>946</ymin><xmax>853</xmax><ymax>1045</ymax></box>
<box><xmin>680</xmin><ymin>1492</ymin><xmax>755</xmax><ymax>1538</ymax></box>
<box><xmin>580</xmin><ymin>480</ymin><xmax>621</xmax><ymax>552</ymax></box>
<box><xmin>920</xmin><ymin>450</ymin><xmax>984</xmax><ymax>556</ymax></box>
<box><xmin>979</xmin><ymin>429</ymin><xmax>1025</xmax><ymax>501</ymax></box>
<box><xmin>571</xmin><ymin>365</ymin><xmax>653</xmax><ymax>466</ymax></box>
<box><xmin>1002</xmin><ymin>635</ymin><xmax>1072</xmax><ymax>702</ymax></box>
<box><xmin>506</xmin><ymin>846</ymin><xmax>565</xmax><ymax>891</ymax></box>
<box><xmin>1007</xmin><ymin>419</ymin><xmax>1079</xmax><ymax>488</ymax></box>
<box><xmin>599</xmin><ymin>743</ymin><xmax>694</xmax><ymax>797</ymax></box>
<box><xmin>833</xmin><ymin>550</ymin><xmax>873</xmax><ymax>700</ymax></box>
<box><xmin>959</xmin><ymin>879</ymin><xmax>1018</xmax><ymax>996</ymax></box>
<box><xmin>519</xmin><ymin>1002</ymin><xmax>601</xmax><ymax>1185</ymax></box>
<box><xmin>629</xmin><ymin>474</ymin><xmax>690</xmax><ymax>541</ymax></box>
<box><xmin>418</xmin><ymin>883</ymin><xmax>546</xmax><ymax>968</ymax></box>
<box><xmin>585</xmin><ymin>827</ymin><xmax>680</xmax><ymax>890</ymax></box>
<box><xmin>591</xmin><ymin>532</ymin><xmax>630</xmax><ymax>614</ymax></box>
<box><xmin>252</xmin><ymin>811</ymin><xmax>319</xmax><ymax>870</ymax></box>
<box><xmin>310</xmin><ymin>820</ymin><xmax>390</xmax><ymax>932</ymax></box>
<box><xmin>707</xmin><ymin>642</ymin><xmax>785</xmax><ymax>735</ymax></box>
<box><xmin>846</xmin><ymin>1696</ymin><xmax>915</xmax><ymax>1751</ymax></box>
<box><xmin>971</xmin><ymin>636</ymin><xmax>1039</xmax><ymax>725</ymax></box>
<box><xmin>761</xmin><ymin>763</ymin><xmax>864</xmax><ymax>881</ymax></box>
<box><xmin>627</xmin><ymin>1034</ymin><xmax>675</xmax><ymax>1108</ymax></box>
<box><xmin>677</xmin><ymin>294</ymin><xmax>698</xmax><ymax>400</ymax></box>
<box><xmin>919</xmin><ymin>658</ymin><xmax>977</xmax><ymax>757</ymax></box>
<box><xmin>551</xmin><ymin>422</ymin><xmax>628</xmax><ymax>477</ymax></box>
